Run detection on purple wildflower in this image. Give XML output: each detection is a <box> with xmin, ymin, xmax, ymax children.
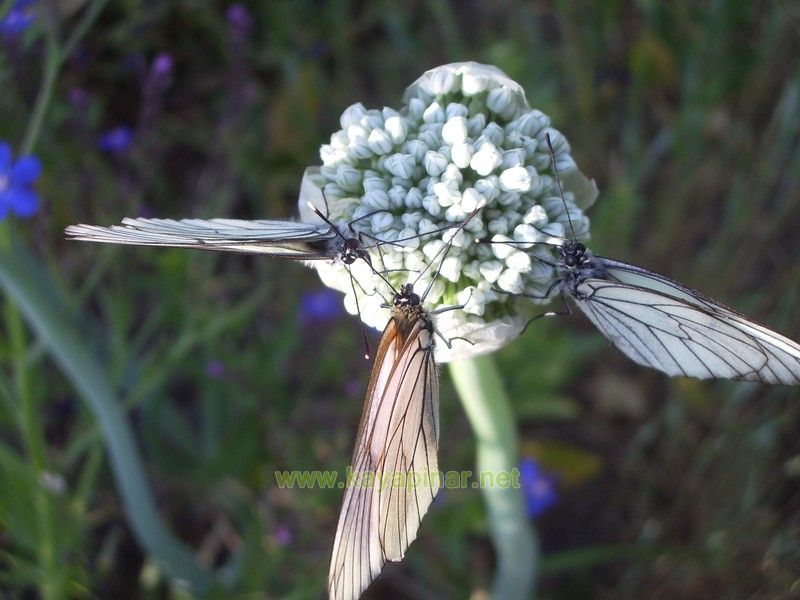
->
<box><xmin>205</xmin><ymin>359</ymin><xmax>226</xmax><ymax>379</ymax></box>
<box><xmin>0</xmin><ymin>0</ymin><xmax>35</xmax><ymax>35</ymax></box>
<box><xmin>226</xmin><ymin>3</ymin><xmax>252</xmax><ymax>38</ymax></box>
<box><xmin>68</xmin><ymin>87</ymin><xmax>90</xmax><ymax>109</ymax></box>
<box><xmin>519</xmin><ymin>457</ymin><xmax>558</xmax><ymax>518</ymax></box>
<box><xmin>298</xmin><ymin>289</ymin><xmax>343</xmax><ymax>324</ymax></box>
<box><xmin>151</xmin><ymin>52</ymin><xmax>173</xmax><ymax>79</ymax></box>
<box><xmin>98</xmin><ymin>126</ymin><xmax>134</xmax><ymax>153</ymax></box>
<box><xmin>274</xmin><ymin>524</ymin><xmax>293</xmax><ymax>546</ymax></box>
<box><xmin>0</xmin><ymin>141</ymin><xmax>41</xmax><ymax>220</ymax></box>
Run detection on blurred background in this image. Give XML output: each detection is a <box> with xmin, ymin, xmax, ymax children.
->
<box><xmin>1</xmin><ymin>1</ymin><xmax>799</xmax><ymax>598</ymax></box>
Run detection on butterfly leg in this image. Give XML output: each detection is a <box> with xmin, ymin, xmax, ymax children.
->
<box><xmin>519</xmin><ymin>293</ymin><xmax>571</xmax><ymax>335</ymax></box>
<box><xmin>435</xmin><ymin>330</ymin><xmax>475</xmax><ymax>349</ymax></box>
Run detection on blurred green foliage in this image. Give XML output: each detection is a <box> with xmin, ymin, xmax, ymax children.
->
<box><xmin>1</xmin><ymin>0</ymin><xmax>799</xmax><ymax>598</ymax></box>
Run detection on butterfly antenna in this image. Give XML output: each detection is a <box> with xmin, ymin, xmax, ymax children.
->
<box><xmin>307</xmin><ymin>201</ymin><xmax>349</xmax><ymax>244</ymax></box>
<box><xmin>545</xmin><ymin>132</ymin><xmax>577</xmax><ymax>241</ymax></box>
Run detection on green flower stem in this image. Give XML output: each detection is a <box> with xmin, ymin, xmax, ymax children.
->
<box><xmin>1</xmin><ymin>226</ymin><xmax>58</xmax><ymax>600</ymax></box>
<box><xmin>449</xmin><ymin>354</ymin><xmax>539</xmax><ymax>599</ymax></box>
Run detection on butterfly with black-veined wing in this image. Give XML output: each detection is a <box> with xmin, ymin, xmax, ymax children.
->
<box><xmin>492</xmin><ymin>133</ymin><xmax>800</xmax><ymax>384</ymax></box>
<box><xmin>65</xmin><ymin>206</ymin><xmax>371</xmax><ymax>263</ymax></box>
<box><xmin>327</xmin><ymin>209</ymin><xmax>482</xmax><ymax>600</ymax></box>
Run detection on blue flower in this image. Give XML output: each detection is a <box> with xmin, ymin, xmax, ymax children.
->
<box><xmin>98</xmin><ymin>126</ymin><xmax>134</xmax><ymax>153</ymax></box>
<box><xmin>0</xmin><ymin>0</ymin><xmax>36</xmax><ymax>35</ymax></box>
<box><xmin>519</xmin><ymin>457</ymin><xmax>558</xmax><ymax>518</ymax></box>
<box><xmin>298</xmin><ymin>289</ymin><xmax>343</xmax><ymax>323</ymax></box>
<box><xmin>0</xmin><ymin>142</ymin><xmax>41</xmax><ymax>220</ymax></box>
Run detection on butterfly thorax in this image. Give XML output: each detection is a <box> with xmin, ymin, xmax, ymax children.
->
<box><xmin>558</xmin><ymin>241</ymin><xmax>606</xmax><ymax>297</ymax></box>
<box><xmin>391</xmin><ymin>284</ymin><xmax>433</xmax><ymax>339</ymax></box>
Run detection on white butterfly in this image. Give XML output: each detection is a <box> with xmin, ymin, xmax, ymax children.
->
<box><xmin>328</xmin><ymin>281</ymin><xmax>440</xmax><ymax>600</ymax></box>
<box><xmin>540</xmin><ymin>241</ymin><xmax>800</xmax><ymax>384</ymax></box>
<box><xmin>65</xmin><ymin>214</ymin><xmax>368</xmax><ymax>263</ymax></box>
<box><xmin>506</xmin><ymin>133</ymin><xmax>800</xmax><ymax>385</ymax></box>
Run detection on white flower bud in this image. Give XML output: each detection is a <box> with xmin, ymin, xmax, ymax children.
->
<box><xmin>470</xmin><ymin>142</ymin><xmax>503</xmax><ymax>176</ymax></box>
<box><xmin>422</xmin><ymin>101</ymin><xmax>445</xmax><ymax>124</ymax></box>
<box><xmin>479</xmin><ymin>260</ymin><xmax>504</xmax><ymax>283</ymax></box>
<box><xmin>404</xmin><ymin>139</ymin><xmax>428</xmax><ymax>163</ymax></box>
<box><xmin>481</xmin><ymin>122</ymin><xmax>505</xmax><ymax>146</ymax></box>
<box><xmin>487</xmin><ymin>87</ymin><xmax>519</xmax><ymax>120</ymax></box>
<box><xmin>362</xmin><ymin>110</ymin><xmax>384</xmax><ymax>130</ymax></box>
<box><xmin>362</xmin><ymin>189</ymin><xmax>390</xmax><ymax>210</ymax></box>
<box><xmin>467</xmin><ymin>113</ymin><xmax>486</xmax><ymax>137</ymax></box>
<box><xmin>458</xmin><ymin>285</ymin><xmax>486</xmax><ymax>316</ymax></box>
<box><xmin>473</xmin><ymin>177</ymin><xmax>499</xmax><ymax>201</ymax></box>
<box><xmin>450</xmin><ymin>142</ymin><xmax>473</xmax><ymax>169</ymax></box>
<box><xmin>460</xmin><ymin>187</ymin><xmax>483</xmax><ymax>213</ymax></box>
<box><xmin>505</xmin><ymin>250</ymin><xmax>531</xmax><ymax>272</ymax></box>
<box><xmin>498</xmin><ymin>166</ymin><xmax>532</xmax><ymax>192</ymax></box>
<box><xmin>384</xmin><ymin>115</ymin><xmax>409</xmax><ymax>144</ymax></box>
<box><xmin>388</xmin><ymin>185</ymin><xmax>408</xmax><ymax>208</ymax></box>
<box><xmin>336</xmin><ymin>166</ymin><xmax>362</xmax><ymax>192</ymax></box>
<box><xmin>442</xmin><ymin>163</ymin><xmax>463</xmax><ymax>186</ymax></box>
<box><xmin>424</xmin><ymin>150</ymin><xmax>449</xmax><ymax>177</ymax></box>
<box><xmin>445</xmin><ymin>204</ymin><xmax>467</xmax><ymax>222</ymax></box>
<box><xmin>320</xmin><ymin>144</ymin><xmax>347</xmax><ymax>165</ymax></box>
<box><xmin>349</xmin><ymin>141</ymin><xmax>372</xmax><ymax>159</ymax></box>
<box><xmin>330</xmin><ymin>130</ymin><xmax>350</xmax><ymax>149</ymax></box>
<box><xmin>404</xmin><ymin>187</ymin><xmax>423</xmax><ymax>208</ymax></box>
<box><xmin>425</xmin><ymin>68</ymin><xmax>456</xmax><ymax>95</ymax></box>
<box><xmin>384</xmin><ymin>153</ymin><xmax>417</xmax><ymax>179</ymax></box>
<box><xmin>433</xmin><ymin>181</ymin><xmax>459</xmax><ymax>207</ymax></box>
<box><xmin>397</xmin><ymin>227</ymin><xmax>421</xmax><ymax>249</ymax></box>
<box><xmin>363</xmin><ymin>176</ymin><xmax>387</xmax><ymax>192</ymax></box>
<box><xmin>522</xmin><ymin>204</ymin><xmax>548</xmax><ymax>225</ymax></box>
<box><xmin>512</xmin><ymin>223</ymin><xmax>540</xmax><ymax>247</ymax></box>
<box><xmin>407</xmin><ymin>97</ymin><xmax>426</xmax><ymax>121</ymax></box>
<box><xmin>497</xmin><ymin>268</ymin><xmax>524</xmax><ymax>293</ymax></box>
<box><xmin>400</xmin><ymin>211</ymin><xmax>422</xmax><ymax>229</ymax></box>
<box><xmin>488</xmin><ymin>216</ymin><xmax>509</xmax><ymax>234</ymax></box>
<box><xmin>370</xmin><ymin>211</ymin><xmax>394</xmax><ymax>232</ymax></box>
<box><xmin>422</xmin><ymin>238</ymin><xmax>446</xmax><ymax>260</ymax></box>
<box><xmin>490</xmin><ymin>235</ymin><xmax>514</xmax><ymax>259</ymax></box>
<box><xmin>367</xmin><ymin>128</ymin><xmax>393</xmax><ymax>155</ymax></box>
<box><xmin>417</xmin><ymin>217</ymin><xmax>437</xmax><ymax>235</ymax></box>
<box><xmin>340</xmin><ymin>103</ymin><xmax>367</xmax><ymax>129</ymax></box>
<box><xmin>347</xmin><ymin>124</ymin><xmax>368</xmax><ymax>143</ymax></box>
<box><xmin>442</xmin><ymin>116</ymin><xmax>468</xmax><ymax>145</ymax></box>
<box><xmin>445</xmin><ymin>102</ymin><xmax>469</xmax><ymax>119</ymax></box>
<box><xmin>501</xmin><ymin>148</ymin><xmax>526</xmax><ymax>169</ymax></box>
<box><xmin>439</xmin><ymin>256</ymin><xmax>462</xmax><ymax>282</ymax></box>
<box><xmin>421</xmin><ymin>193</ymin><xmax>443</xmax><ymax>217</ymax></box>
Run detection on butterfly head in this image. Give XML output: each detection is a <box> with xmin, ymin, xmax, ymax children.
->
<box><xmin>394</xmin><ymin>283</ymin><xmax>421</xmax><ymax>308</ymax></box>
<box><xmin>560</xmin><ymin>241</ymin><xmax>589</xmax><ymax>268</ymax></box>
<box><xmin>340</xmin><ymin>237</ymin><xmax>368</xmax><ymax>265</ymax></box>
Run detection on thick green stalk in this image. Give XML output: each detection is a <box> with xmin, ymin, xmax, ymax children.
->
<box><xmin>449</xmin><ymin>354</ymin><xmax>538</xmax><ymax>599</ymax></box>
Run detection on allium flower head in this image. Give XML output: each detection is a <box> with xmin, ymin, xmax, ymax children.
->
<box><xmin>298</xmin><ymin>63</ymin><xmax>598</xmax><ymax>361</ymax></box>
<box><xmin>0</xmin><ymin>141</ymin><xmax>41</xmax><ymax>219</ymax></box>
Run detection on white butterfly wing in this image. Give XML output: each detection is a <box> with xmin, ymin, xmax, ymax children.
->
<box><xmin>328</xmin><ymin>316</ymin><xmax>439</xmax><ymax>600</ymax></box>
<box><xmin>571</xmin><ymin>258</ymin><xmax>800</xmax><ymax>384</ymax></box>
<box><xmin>65</xmin><ymin>217</ymin><xmax>340</xmax><ymax>259</ymax></box>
